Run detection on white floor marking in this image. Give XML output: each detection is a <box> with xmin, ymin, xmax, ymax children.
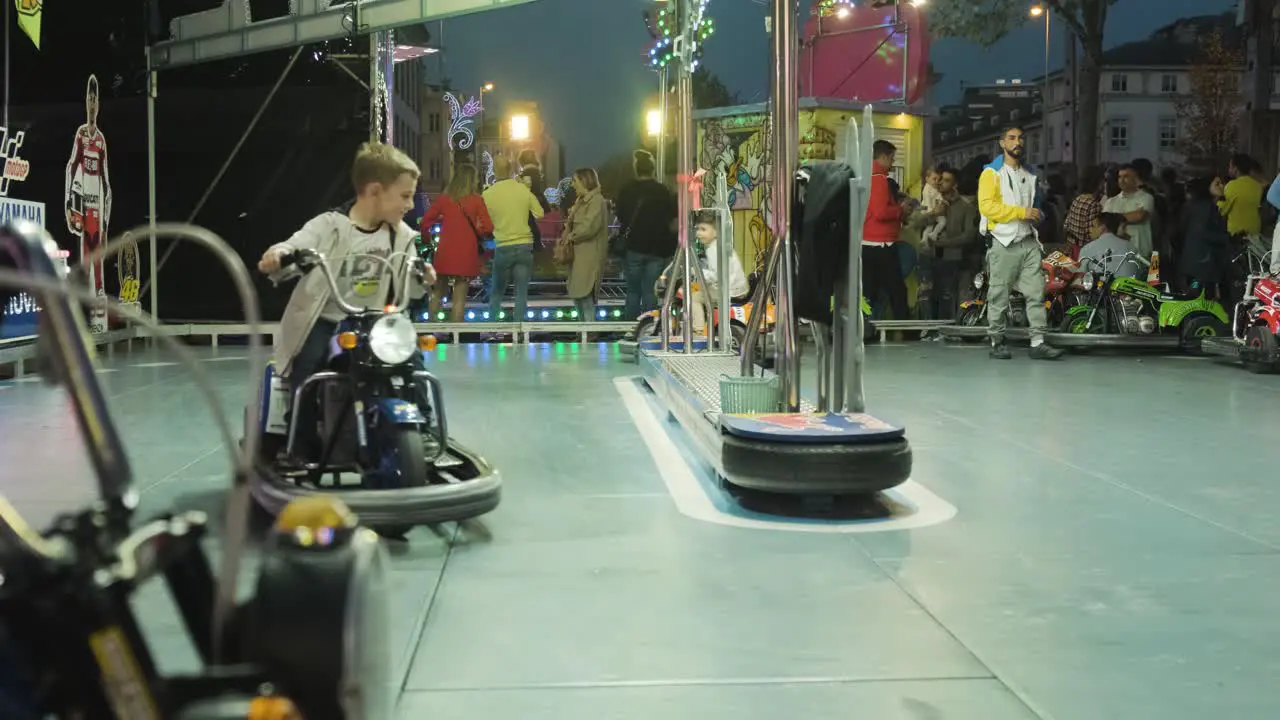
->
<box><xmin>614</xmin><ymin>376</ymin><xmax>957</xmax><ymax>533</ymax></box>
<box><xmin>201</xmin><ymin>356</ymin><xmax>247</xmax><ymax>362</ymax></box>
<box><xmin>131</xmin><ymin>361</ymin><xmax>178</xmax><ymax>368</ymax></box>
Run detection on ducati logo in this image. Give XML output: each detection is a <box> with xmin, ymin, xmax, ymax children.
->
<box><xmin>0</xmin><ymin>127</ymin><xmax>30</xmax><ymax>197</ymax></box>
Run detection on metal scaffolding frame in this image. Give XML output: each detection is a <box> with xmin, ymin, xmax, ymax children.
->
<box><xmin>141</xmin><ymin>0</ymin><xmax>540</xmax><ymax>321</ymax></box>
<box><xmin>653</xmin><ymin>0</ymin><xmax>873</xmax><ymax>415</ymax></box>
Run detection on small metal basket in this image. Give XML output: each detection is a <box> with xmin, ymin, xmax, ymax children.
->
<box><xmin>718</xmin><ymin>374</ymin><xmax>781</xmax><ymax>414</ymax></box>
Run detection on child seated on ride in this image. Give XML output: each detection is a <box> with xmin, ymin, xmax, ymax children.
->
<box><xmin>689</xmin><ymin>209</ymin><xmax>750</xmax><ymax>333</ymax></box>
<box><xmin>1078</xmin><ymin>212</ymin><xmax>1143</xmax><ymax>279</ymax></box>
<box><xmin>257</xmin><ymin>142</ymin><xmax>435</xmax><ymax>457</ymax></box>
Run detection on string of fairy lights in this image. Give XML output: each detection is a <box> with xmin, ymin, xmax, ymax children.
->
<box><xmin>644</xmin><ymin>0</ymin><xmax>715</xmax><ymax>70</ymax></box>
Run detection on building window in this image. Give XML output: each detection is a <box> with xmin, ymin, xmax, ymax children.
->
<box><xmin>1159</xmin><ymin>117</ymin><xmax>1178</xmax><ymax>148</ymax></box>
<box><xmin>1030</xmin><ymin>132</ymin><xmax>1041</xmax><ymax>158</ymax></box>
<box><xmin>1110</xmin><ymin>118</ymin><xmax>1129</xmax><ymax>149</ymax></box>
<box><xmin>1161</xmin><ymin>73</ymin><xmax>1178</xmax><ymax>93</ymax></box>
<box><xmin>1047</xmin><ymin>125</ymin><xmax>1056</xmax><ymax>150</ymax></box>
<box><xmin>1011</xmin><ymin>109</ymin><xmax>1022</xmax><ymax>120</ymax></box>
<box><xmin>1110</xmin><ymin>73</ymin><xmax>1127</xmax><ymax>92</ymax></box>
<box><xmin>429</xmin><ymin>158</ymin><xmax>440</xmax><ymax>181</ymax></box>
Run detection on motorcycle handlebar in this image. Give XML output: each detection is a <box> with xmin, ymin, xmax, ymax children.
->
<box><xmin>282</xmin><ymin>249</ymin><xmax>421</xmax><ymax>315</ymax></box>
<box><xmin>1081</xmin><ymin>250</ymin><xmax>1151</xmax><ymax>272</ymax></box>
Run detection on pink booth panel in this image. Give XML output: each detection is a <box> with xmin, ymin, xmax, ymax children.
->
<box><xmin>799</xmin><ymin>3</ymin><xmax>929</xmax><ymax>106</ymax></box>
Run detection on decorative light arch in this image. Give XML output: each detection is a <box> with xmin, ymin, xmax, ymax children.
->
<box><xmin>481</xmin><ymin>150</ymin><xmax>497</xmax><ymax>187</ymax></box>
<box><xmin>444</xmin><ymin>92</ymin><xmax>483</xmax><ymax>150</ymax></box>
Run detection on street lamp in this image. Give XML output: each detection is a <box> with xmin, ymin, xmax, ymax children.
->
<box><xmin>510</xmin><ymin>114</ymin><xmax>531</xmax><ymax>141</ymax></box>
<box><xmin>1031</xmin><ymin>4</ymin><xmax>1049</xmax><ymax>163</ymax></box>
<box><xmin>646</xmin><ymin>108</ymin><xmax>663</xmax><ymax>137</ymax></box>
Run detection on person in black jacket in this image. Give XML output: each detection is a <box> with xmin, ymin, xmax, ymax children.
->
<box><xmin>518</xmin><ymin>149</ymin><xmax>551</xmax><ymax>246</ymax></box>
<box><xmin>1177</xmin><ymin>176</ymin><xmax>1230</xmax><ymax>297</ymax></box>
<box><xmin>616</xmin><ymin>150</ymin><xmax>677</xmax><ymax>324</ymax></box>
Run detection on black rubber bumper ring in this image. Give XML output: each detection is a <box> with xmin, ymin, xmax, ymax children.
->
<box><xmin>721</xmin><ymin>433</ymin><xmax>912</xmax><ymax>495</ymax></box>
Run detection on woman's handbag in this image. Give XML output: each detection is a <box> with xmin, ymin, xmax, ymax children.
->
<box><xmin>554</xmin><ymin>237</ymin><xmax>575</xmax><ymax>265</ymax></box>
<box><xmin>455</xmin><ymin>196</ymin><xmax>488</xmax><ymax>255</ymax></box>
<box><xmin>609</xmin><ymin>199</ymin><xmax>647</xmax><ymax>258</ymax></box>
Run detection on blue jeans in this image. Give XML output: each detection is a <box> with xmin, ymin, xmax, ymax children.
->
<box><xmin>489</xmin><ymin>243</ymin><xmax>534</xmax><ymax>321</ymax></box>
<box><xmin>625</xmin><ymin>251</ymin><xmax>667</xmax><ymax>320</ymax></box>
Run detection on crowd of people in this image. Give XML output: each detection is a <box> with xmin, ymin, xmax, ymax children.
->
<box><xmin>862</xmin><ymin>123</ymin><xmax>1280</xmax><ymax>360</ymax></box>
<box><xmin>398</xmin><ymin>120</ymin><xmax>1280</xmax><ymax>362</ymax></box>
<box><xmin>419</xmin><ymin>148</ymin><xmax>693</xmax><ymax>337</ymax></box>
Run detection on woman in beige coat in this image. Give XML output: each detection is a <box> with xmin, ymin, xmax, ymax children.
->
<box><xmin>561</xmin><ymin>167</ymin><xmax>610</xmax><ymax>319</ymax></box>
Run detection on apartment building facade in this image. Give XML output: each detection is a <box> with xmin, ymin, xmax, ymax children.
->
<box><xmin>932</xmin><ymin>12</ymin><xmax>1269</xmax><ymax>173</ymax></box>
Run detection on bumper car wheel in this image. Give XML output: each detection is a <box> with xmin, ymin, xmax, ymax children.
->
<box><xmin>369</xmin><ymin>427</ymin><xmax>428</xmax><ymax>539</ymax></box>
<box><xmin>1179</xmin><ymin>312</ymin><xmax>1229</xmax><ymax>354</ymax></box>
<box><xmin>1244</xmin><ymin>325</ymin><xmax>1279</xmax><ymax>374</ymax></box>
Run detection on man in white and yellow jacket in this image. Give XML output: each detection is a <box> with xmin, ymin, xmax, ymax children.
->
<box><xmin>977</xmin><ymin>124</ymin><xmax>1063</xmax><ymax>361</ymax></box>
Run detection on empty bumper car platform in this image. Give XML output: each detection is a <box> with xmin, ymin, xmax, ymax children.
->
<box><xmin>639</xmin><ymin>100</ymin><xmax>911</xmax><ymax>502</ymax></box>
<box><xmin>639</xmin><ymin>351</ymin><xmax>911</xmax><ymax>495</ymax></box>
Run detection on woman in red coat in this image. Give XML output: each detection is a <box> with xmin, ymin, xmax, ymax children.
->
<box><xmin>422</xmin><ymin>163</ymin><xmax>493</xmax><ymax>323</ymax></box>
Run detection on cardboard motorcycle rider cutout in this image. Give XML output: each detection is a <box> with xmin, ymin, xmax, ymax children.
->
<box><xmin>65</xmin><ymin>75</ymin><xmax>113</xmax><ymax>333</ymax></box>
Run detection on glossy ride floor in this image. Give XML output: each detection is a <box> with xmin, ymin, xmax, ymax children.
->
<box><xmin>3</xmin><ymin>339</ymin><xmax>1279</xmax><ymax>719</ymax></box>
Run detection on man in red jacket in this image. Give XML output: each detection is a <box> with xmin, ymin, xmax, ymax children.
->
<box><xmin>862</xmin><ymin>140</ymin><xmax>908</xmax><ymax>320</ymax></box>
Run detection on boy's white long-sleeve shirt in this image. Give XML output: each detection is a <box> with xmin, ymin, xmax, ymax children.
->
<box><xmin>701</xmin><ymin>241</ymin><xmax>750</xmax><ymax>299</ymax></box>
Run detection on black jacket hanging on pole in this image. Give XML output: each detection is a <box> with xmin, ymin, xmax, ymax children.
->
<box><xmin>792</xmin><ymin>161</ymin><xmax>857</xmax><ymax>325</ymax></box>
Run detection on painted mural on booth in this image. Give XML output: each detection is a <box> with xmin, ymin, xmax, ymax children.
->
<box><xmin>697</xmin><ymin>113</ymin><xmax>773</xmax><ymax>274</ymax></box>
<box><xmin>695</xmin><ymin>110</ymin><xmax>843</xmax><ymax>273</ymax></box>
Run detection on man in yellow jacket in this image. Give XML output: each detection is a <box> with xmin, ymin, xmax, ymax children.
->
<box><xmin>977</xmin><ymin>124</ymin><xmax>1063</xmax><ymax>360</ymax></box>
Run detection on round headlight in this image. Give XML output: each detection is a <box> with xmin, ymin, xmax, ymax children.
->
<box><xmin>369</xmin><ymin>315</ymin><xmax>416</xmax><ymax>365</ymax></box>
<box><xmin>973</xmin><ymin>272</ymin><xmax>985</xmax><ymax>289</ymax></box>
<box><xmin>1082</xmin><ymin>272</ymin><xmax>1094</xmax><ymax>288</ymax></box>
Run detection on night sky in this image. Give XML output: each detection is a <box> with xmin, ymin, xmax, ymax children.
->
<box><xmin>439</xmin><ymin>0</ymin><xmax>1238</xmax><ymax>169</ymax></box>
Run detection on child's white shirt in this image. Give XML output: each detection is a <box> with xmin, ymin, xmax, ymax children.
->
<box><xmin>702</xmin><ymin>240</ymin><xmax>751</xmax><ymax>299</ymax></box>
<box><xmin>922</xmin><ymin>184</ymin><xmax>944</xmax><ymax>212</ymax></box>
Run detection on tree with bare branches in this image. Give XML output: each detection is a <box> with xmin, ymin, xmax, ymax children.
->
<box><xmin>929</xmin><ymin>0</ymin><xmax>1114</xmax><ymax>167</ymax></box>
<box><xmin>1174</xmin><ymin>29</ymin><xmax>1246</xmax><ymax>171</ymax></box>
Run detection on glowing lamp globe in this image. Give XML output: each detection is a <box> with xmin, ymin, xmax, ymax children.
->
<box><xmin>274</xmin><ymin>496</ymin><xmax>358</xmax><ymax>533</ymax></box>
<box><xmin>510</xmin><ymin>114</ymin><xmax>531</xmax><ymax>141</ymax></box>
<box><xmin>646</xmin><ymin>109</ymin><xmax>663</xmax><ymax>137</ymax></box>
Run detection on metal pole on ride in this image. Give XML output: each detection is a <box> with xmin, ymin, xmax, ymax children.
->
<box><xmin>716</xmin><ymin>205</ymin><xmax>731</xmax><ymax>353</ymax></box>
<box><xmin>675</xmin><ymin>2</ymin><xmax>696</xmax><ymax>354</ymax></box>
<box><xmin>769</xmin><ymin>0</ymin><xmax>801</xmax><ymax>411</ymax></box>
<box><xmin>843</xmin><ymin>107</ymin><xmax>875</xmax><ymax>413</ymax></box>
<box><xmin>656</xmin><ymin>65</ymin><xmax>668</xmax><ymax>181</ymax></box>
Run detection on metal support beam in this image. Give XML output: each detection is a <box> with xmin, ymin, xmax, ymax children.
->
<box><xmin>147</xmin><ymin>52</ymin><xmax>158</xmax><ymax>321</ymax></box>
<box><xmin>139</xmin><ymin>46</ymin><xmax>304</xmax><ymax>305</ymax></box>
<box><xmin>150</xmin><ymin>0</ymin><xmax>540</xmax><ymax>70</ymax></box>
